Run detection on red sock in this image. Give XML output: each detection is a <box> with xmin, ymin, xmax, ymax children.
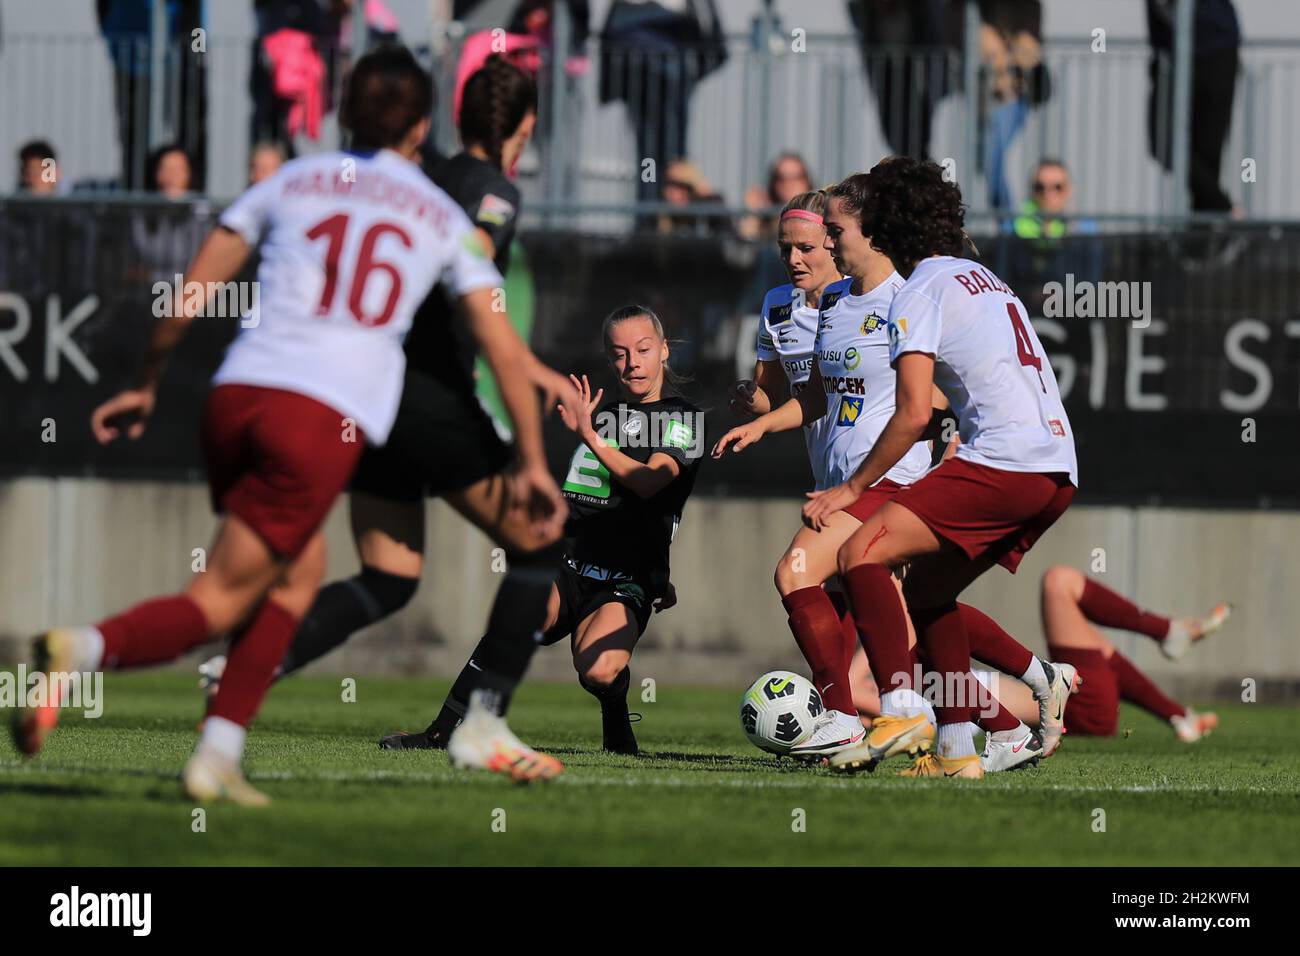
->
<box><xmin>826</xmin><ymin>590</ymin><xmax>861</xmax><ymax>680</ymax></box>
<box><xmin>782</xmin><ymin>587</ymin><xmax>855</xmax><ymax>714</ymax></box>
<box><xmin>1108</xmin><ymin>650</ymin><xmax>1185</xmax><ymax>722</ymax></box>
<box><xmin>98</xmin><ymin>595</ymin><xmax>210</xmax><ymax>669</ymax></box>
<box><xmin>209</xmin><ymin>600</ymin><xmax>299</xmax><ymax>728</ymax></box>
<box><xmin>1079</xmin><ymin>579</ymin><xmax>1170</xmax><ymax>641</ymax></box>
<box><xmin>959</xmin><ymin>603</ymin><xmax>1033</xmax><ymax>676</ymax></box>
<box><xmin>908</xmin><ymin>601</ymin><xmax>974</xmax><ymax>725</ymax></box>
<box><xmin>842</xmin><ymin>565</ymin><xmax>913</xmax><ymax>693</ymax></box>
<box><xmin>970</xmin><ymin>680</ymin><xmax>1022</xmax><ymax>732</ymax></box>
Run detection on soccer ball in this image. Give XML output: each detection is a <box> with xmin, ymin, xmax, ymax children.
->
<box><xmin>739</xmin><ymin>671</ymin><xmax>824</xmax><ymax>755</ymax></box>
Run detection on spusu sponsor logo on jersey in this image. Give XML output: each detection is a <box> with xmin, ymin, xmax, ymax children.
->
<box><xmin>591</xmin><ymin>407</ymin><xmax>704</xmax><ymax>459</ymax></box>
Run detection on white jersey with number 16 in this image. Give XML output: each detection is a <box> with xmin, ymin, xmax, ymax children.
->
<box><xmin>886</xmin><ymin>256</ymin><xmax>1078</xmax><ymax>486</ymax></box>
<box><xmin>213</xmin><ymin>149</ymin><xmax>501</xmax><ymax>444</ymax></box>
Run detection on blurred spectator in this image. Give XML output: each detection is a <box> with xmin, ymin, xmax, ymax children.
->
<box><xmin>979</xmin><ymin>0</ymin><xmax>1049</xmax><ymax>210</ymax></box>
<box><xmin>1010</xmin><ymin>159</ymin><xmax>1097</xmax><ymax>239</ymax></box>
<box><xmin>97</xmin><ymin>0</ymin><xmax>207</xmax><ymax>191</ymax></box>
<box><xmin>848</xmin><ymin>0</ymin><xmax>959</xmax><ymax>160</ymax></box>
<box><xmin>251</xmin><ymin>0</ymin><xmax>331</xmax><ymax>154</ymax></box>
<box><xmin>147</xmin><ymin>144</ymin><xmax>193</xmax><ymax>198</ymax></box>
<box><xmin>1146</xmin><ymin>0</ymin><xmax>1240</xmax><ymax>213</ymax></box>
<box><xmin>657</xmin><ymin>158</ymin><xmax>728</xmax><ymax>235</ymax></box>
<box><xmin>249</xmin><ymin>142</ymin><xmax>288</xmax><ymax>185</ymax></box>
<box><xmin>16</xmin><ymin>140</ymin><xmax>61</xmax><ymax>196</ymax></box>
<box><xmin>599</xmin><ymin>0</ymin><xmax>729</xmax><ymax>203</ymax></box>
<box><xmin>738</xmin><ymin>152</ymin><xmax>813</xmax><ymax>241</ymax></box>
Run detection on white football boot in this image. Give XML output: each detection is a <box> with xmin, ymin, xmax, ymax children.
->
<box><xmin>197</xmin><ymin>654</ymin><xmax>226</xmax><ymax>698</ymax></box>
<box><xmin>1171</xmin><ymin>708</ymin><xmax>1219</xmax><ymax>742</ymax></box>
<box><xmin>789</xmin><ymin>710</ymin><xmax>866</xmax><ymax>762</ymax></box>
<box><xmin>1161</xmin><ymin>602</ymin><xmax>1232</xmax><ymax>661</ymax></box>
<box><xmin>447</xmin><ymin>690</ymin><xmax>563</xmax><ymax>783</ymax></box>
<box><xmin>1038</xmin><ymin>661</ymin><xmax>1081</xmax><ymax>758</ymax></box>
<box><xmin>980</xmin><ymin>725</ymin><xmax>1043</xmax><ymax>772</ymax></box>
<box><xmin>181</xmin><ymin>748</ymin><xmax>271</xmax><ymax>807</ymax></box>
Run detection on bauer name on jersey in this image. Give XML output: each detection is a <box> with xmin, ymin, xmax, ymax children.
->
<box><xmin>560</xmin><ymin>395</ymin><xmax>705</xmax><ymax>592</ymax></box>
<box><xmin>813</xmin><ymin>275</ymin><xmax>932</xmax><ymax>488</ymax></box>
<box><xmin>213</xmin><ymin>149</ymin><xmax>502</xmax><ymax>443</ymax></box>
<box><xmin>886</xmin><ymin>256</ymin><xmax>1078</xmax><ymax>485</ymax></box>
<box><xmin>756</xmin><ymin>283</ymin><xmax>839</xmax><ymax>490</ymax></box>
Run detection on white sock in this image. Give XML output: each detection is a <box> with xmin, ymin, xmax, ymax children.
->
<box><xmin>1020</xmin><ymin>656</ymin><xmax>1049</xmax><ymax>699</ymax></box>
<box><xmin>880</xmin><ymin>688</ymin><xmax>928</xmax><ymax>719</ymax></box>
<box><xmin>936</xmin><ymin>722</ymin><xmax>977</xmax><ymax>758</ymax></box>
<box><xmin>69</xmin><ymin>626</ymin><xmax>105</xmax><ymax>672</ymax></box>
<box><xmin>199</xmin><ymin>716</ymin><xmax>246</xmax><ymax>763</ymax></box>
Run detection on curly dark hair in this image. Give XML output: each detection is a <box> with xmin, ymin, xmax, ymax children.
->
<box><xmin>859</xmin><ymin>157</ymin><xmax>966</xmax><ymax>275</ymax></box>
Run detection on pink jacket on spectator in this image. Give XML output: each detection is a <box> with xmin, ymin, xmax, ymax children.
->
<box><xmin>262</xmin><ymin>29</ymin><xmax>325</xmax><ymax>141</ymax></box>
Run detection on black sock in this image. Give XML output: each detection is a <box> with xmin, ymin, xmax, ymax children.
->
<box><xmin>425</xmin><ymin>637</ymin><xmax>488</xmax><ymax>736</ymax></box>
<box><xmin>279</xmin><ymin>566</ymin><xmax>419</xmax><ymax>677</ymax></box>
<box><xmin>581</xmin><ymin>666</ymin><xmax>631</xmax><ymax>712</ymax></box>
<box><xmin>470</xmin><ymin>541</ymin><xmax>564</xmax><ymax>716</ymax></box>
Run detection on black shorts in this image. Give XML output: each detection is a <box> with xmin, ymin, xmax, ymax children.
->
<box><xmin>540</xmin><ymin>557</ymin><xmax>657</xmax><ymax>645</ymax></box>
<box><xmin>351</xmin><ymin>367</ymin><xmax>513</xmax><ymax>502</ymax></box>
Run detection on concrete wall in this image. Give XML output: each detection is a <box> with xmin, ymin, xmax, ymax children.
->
<box><xmin>0</xmin><ymin>477</ymin><xmax>1293</xmax><ymax>700</ymax></box>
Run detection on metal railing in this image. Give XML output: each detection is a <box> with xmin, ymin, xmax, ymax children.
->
<box><xmin>2</xmin><ymin>26</ymin><xmax>1296</xmax><ymax>228</ymax></box>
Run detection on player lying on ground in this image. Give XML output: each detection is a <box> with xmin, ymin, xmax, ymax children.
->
<box><xmin>200</xmin><ymin>55</ymin><xmax>581</xmax><ymax>782</ymax></box>
<box><xmin>969</xmin><ymin>566</ymin><xmax>1229</xmax><ymax>742</ymax></box>
<box><xmin>803</xmin><ymin>157</ymin><xmax>1080</xmax><ymax>780</ymax></box>
<box><xmin>382</xmin><ymin>305</ymin><xmax>706</xmax><ymax>755</ymax></box>
<box><xmin>8</xmin><ymin>47</ymin><xmax>569</xmax><ymax>800</ymax></box>
<box><xmin>716</xmin><ymin>176</ymin><xmax>1077</xmax><ymax>771</ymax></box>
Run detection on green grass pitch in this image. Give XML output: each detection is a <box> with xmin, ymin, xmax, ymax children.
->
<box><xmin>1</xmin><ymin>672</ymin><xmax>1296</xmax><ymax>866</ymax></box>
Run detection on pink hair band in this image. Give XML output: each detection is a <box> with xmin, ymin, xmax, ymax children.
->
<box><xmin>781</xmin><ymin>209</ymin><xmax>823</xmax><ymax>225</ymax></box>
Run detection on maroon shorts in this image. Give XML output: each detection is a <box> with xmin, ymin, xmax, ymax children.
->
<box><xmin>1049</xmin><ymin>646</ymin><xmax>1118</xmax><ymax>736</ymax></box>
<box><xmin>891</xmin><ymin>457</ymin><xmax>1075</xmax><ymax>572</ymax></box>
<box><xmin>844</xmin><ymin>478</ymin><xmax>904</xmax><ymax>523</ymax></box>
<box><xmin>201</xmin><ymin>384</ymin><xmax>364</xmax><ymax>558</ymax></box>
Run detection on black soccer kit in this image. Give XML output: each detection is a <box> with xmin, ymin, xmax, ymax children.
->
<box><xmin>543</xmin><ymin>394</ymin><xmax>706</xmax><ymax>642</ymax></box>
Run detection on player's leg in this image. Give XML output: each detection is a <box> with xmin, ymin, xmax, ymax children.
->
<box><xmin>1051</xmin><ymin>564</ymin><xmax>1232</xmax><ymax>661</ymax></box>
<box><xmin>829</xmin><ymin>501</ymin><xmax>948</xmax><ymax>771</ymax></box>
<box><xmin>439</xmin><ymin>472</ymin><xmax>566</xmax><ymax>780</ymax></box>
<box><xmin>775</xmin><ymin>512</ymin><xmax>870</xmax><ymax>756</ymax></box>
<box><xmin>276</xmin><ymin>492</ymin><xmax>424</xmax><ymax>679</ymax></box>
<box><xmin>380</xmin><ymin>584</ymin><xmax>564</xmax><ymax>751</ymax></box>
<box><xmin>185</xmin><ymin>531</ymin><xmax>329</xmax><ymax>806</ymax></box>
<box><xmin>1041</xmin><ymin>566</ymin><xmax>1216</xmax><ymax>741</ymax></box>
<box><xmin>571</xmin><ymin>599</ymin><xmax>643</xmax><ymax>755</ymax></box>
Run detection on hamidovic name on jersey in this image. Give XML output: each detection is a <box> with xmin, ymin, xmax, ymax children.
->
<box><xmin>213</xmin><ymin>149</ymin><xmax>502</xmax><ymax>444</ymax></box>
<box><xmin>886</xmin><ymin>256</ymin><xmax>1078</xmax><ymax>485</ymax></box>
<box><xmin>755</xmin><ymin>282</ymin><xmax>842</xmax><ymax>490</ymax></box>
<box><xmin>813</xmin><ymin>275</ymin><xmax>932</xmax><ymax>489</ymax></box>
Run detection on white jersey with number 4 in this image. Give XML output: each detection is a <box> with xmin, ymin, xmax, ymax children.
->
<box><xmin>814</xmin><ymin>274</ymin><xmax>933</xmax><ymax>489</ymax></box>
<box><xmin>886</xmin><ymin>256</ymin><xmax>1078</xmax><ymax>485</ymax></box>
<box><xmin>214</xmin><ymin>149</ymin><xmax>501</xmax><ymax>443</ymax></box>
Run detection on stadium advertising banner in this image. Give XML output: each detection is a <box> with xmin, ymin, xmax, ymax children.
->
<box><xmin>1</xmin><ymin>200</ymin><xmax>1296</xmax><ymax>506</ymax></box>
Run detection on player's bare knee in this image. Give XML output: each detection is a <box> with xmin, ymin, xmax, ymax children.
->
<box><xmin>773</xmin><ymin>554</ymin><xmax>801</xmax><ymax>595</ymax></box>
<box><xmin>580</xmin><ymin>653</ymin><xmax>625</xmax><ymax>689</ymax></box>
<box><xmin>1041</xmin><ymin>564</ymin><xmax>1082</xmax><ymax>603</ymax></box>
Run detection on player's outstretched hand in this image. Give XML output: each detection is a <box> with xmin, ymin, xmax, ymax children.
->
<box><xmin>728</xmin><ymin>379</ymin><xmax>761</xmax><ymax>416</ymax></box>
<box><xmin>711</xmin><ymin>421</ymin><xmax>765</xmax><ymax>458</ymax></box>
<box><xmin>802</xmin><ymin>482</ymin><xmax>857</xmax><ymax>531</ymax></box>
<box><xmin>512</xmin><ymin>461</ymin><xmax>569</xmax><ymax>540</ymax></box>
<box><xmin>91</xmin><ymin>388</ymin><xmax>156</xmax><ymax>444</ymax></box>
<box><xmin>653</xmin><ymin>582</ymin><xmax>677</xmax><ymax>614</ymax></box>
<box><xmin>556</xmin><ymin>374</ymin><xmax>603</xmax><ymax>438</ymax></box>
<box><xmin>533</xmin><ymin>362</ymin><xmax>584</xmax><ymax>419</ymax></box>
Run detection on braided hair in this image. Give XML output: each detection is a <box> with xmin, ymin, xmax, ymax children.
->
<box><xmin>459</xmin><ymin>55</ymin><xmax>537</xmax><ymax>171</ymax></box>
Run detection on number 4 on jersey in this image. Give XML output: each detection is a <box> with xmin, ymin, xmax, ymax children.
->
<box><xmin>1006</xmin><ymin>302</ymin><xmax>1047</xmax><ymax>393</ymax></box>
